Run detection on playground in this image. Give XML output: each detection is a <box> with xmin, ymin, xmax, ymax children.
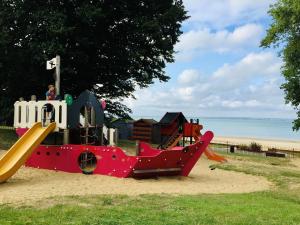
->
<box><xmin>0</xmin><ymin>59</ymin><xmax>298</xmax><ymax>225</ymax></box>
<box><xmin>0</xmin><ymin>149</ymin><xmax>271</xmax><ymax>205</ymax></box>
<box><xmin>1</xmin><ymin>1</ymin><xmax>300</xmax><ymax>224</ymax></box>
<box><xmin>0</xmin><ymin>87</ymin><xmax>299</xmax><ymax>224</ymax></box>
<box><xmin>0</xmin><ymin>140</ymin><xmax>300</xmax><ymax>224</ymax></box>
<box><xmin>0</xmin><ymin>82</ymin><xmax>268</xmax><ymax>207</ymax></box>
<box><xmin>0</xmin><ymin>57</ymin><xmax>229</xmax><ymax>184</ymax></box>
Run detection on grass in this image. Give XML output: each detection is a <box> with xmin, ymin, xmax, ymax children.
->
<box><xmin>118</xmin><ymin>139</ymin><xmax>158</xmax><ymax>155</ymax></box>
<box><xmin>214</xmin><ymin>151</ymin><xmax>300</xmax><ymax>202</ymax></box>
<box><xmin>0</xmin><ymin>129</ymin><xmax>18</xmax><ymax>150</ymax></box>
<box><xmin>0</xmin><ymin>135</ymin><xmax>300</xmax><ymax>224</ymax></box>
<box><xmin>117</xmin><ymin>139</ymin><xmax>137</xmax><ymax>155</ymax></box>
<box><xmin>0</xmin><ymin>193</ymin><xmax>299</xmax><ymax>225</ymax></box>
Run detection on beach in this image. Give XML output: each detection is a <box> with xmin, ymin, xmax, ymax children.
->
<box><xmin>213</xmin><ymin>136</ymin><xmax>300</xmax><ymax>152</ymax></box>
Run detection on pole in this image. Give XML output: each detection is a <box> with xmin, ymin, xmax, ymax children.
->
<box><xmin>55</xmin><ymin>55</ymin><xmax>61</xmax><ymax>96</ymax></box>
<box><xmin>91</xmin><ymin>108</ymin><xmax>96</xmax><ymax>126</ymax></box>
<box><xmin>99</xmin><ymin>125</ymin><xmax>103</xmax><ymax>145</ymax></box>
<box><xmin>63</xmin><ymin>129</ymin><xmax>70</xmax><ymax>145</ymax></box>
<box><xmin>84</xmin><ymin>106</ymin><xmax>89</xmax><ymax>144</ymax></box>
<box><xmin>190</xmin><ymin>119</ymin><xmax>193</xmax><ymax>145</ymax></box>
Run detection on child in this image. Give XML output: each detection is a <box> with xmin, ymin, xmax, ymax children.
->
<box><xmin>46</xmin><ymin>84</ymin><xmax>56</xmax><ymax>100</ymax></box>
<box><xmin>45</xmin><ymin>85</ymin><xmax>56</xmax><ymax>122</ymax></box>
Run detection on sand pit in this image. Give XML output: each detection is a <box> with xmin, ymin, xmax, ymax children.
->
<box><xmin>0</xmin><ymin>150</ymin><xmax>271</xmax><ymax>205</ymax></box>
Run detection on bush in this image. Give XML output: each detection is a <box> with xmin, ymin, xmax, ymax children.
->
<box><xmin>238</xmin><ymin>144</ymin><xmax>249</xmax><ymax>151</ymax></box>
<box><xmin>238</xmin><ymin>142</ymin><xmax>262</xmax><ymax>152</ymax></box>
<box><xmin>249</xmin><ymin>142</ymin><xmax>262</xmax><ymax>152</ymax></box>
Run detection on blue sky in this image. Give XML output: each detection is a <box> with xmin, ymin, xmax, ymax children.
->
<box><xmin>124</xmin><ymin>0</ymin><xmax>296</xmax><ymax>120</ymax></box>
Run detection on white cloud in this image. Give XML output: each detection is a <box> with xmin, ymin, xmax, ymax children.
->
<box><xmin>221</xmin><ymin>100</ymin><xmax>243</xmax><ymax>108</ymax></box>
<box><xmin>178</xmin><ymin>69</ymin><xmax>200</xmax><ymax>84</ymax></box>
<box><xmin>126</xmin><ymin>52</ymin><xmax>294</xmax><ymax>119</ymax></box>
<box><xmin>121</xmin><ymin>1</ymin><xmax>295</xmax><ymax>120</ymax></box>
<box><xmin>178</xmin><ymin>87</ymin><xmax>195</xmax><ymax>101</ymax></box>
<box><xmin>244</xmin><ymin>100</ymin><xmax>262</xmax><ymax>107</ymax></box>
<box><xmin>183</xmin><ymin>0</ymin><xmax>276</xmax><ymax>29</ymax></box>
<box><xmin>210</xmin><ymin>52</ymin><xmax>282</xmax><ymax>91</ymax></box>
<box><xmin>176</xmin><ymin>24</ymin><xmax>264</xmax><ymax>60</ymax></box>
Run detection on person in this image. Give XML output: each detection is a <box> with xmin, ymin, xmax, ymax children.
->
<box><xmin>46</xmin><ymin>84</ymin><xmax>56</xmax><ymax>100</ymax></box>
<box><xmin>45</xmin><ymin>85</ymin><xmax>56</xmax><ymax>122</ymax></box>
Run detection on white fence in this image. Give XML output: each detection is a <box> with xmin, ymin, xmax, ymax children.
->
<box><xmin>14</xmin><ymin>100</ymin><xmax>67</xmax><ymax>131</ymax></box>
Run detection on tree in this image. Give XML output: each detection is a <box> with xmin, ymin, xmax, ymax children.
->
<box><xmin>0</xmin><ymin>0</ymin><xmax>187</xmax><ymax>124</ymax></box>
<box><xmin>261</xmin><ymin>0</ymin><xmax>300</xmax><ymax>130</ymax></box>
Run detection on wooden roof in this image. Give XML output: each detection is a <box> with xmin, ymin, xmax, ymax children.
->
<box><xmin>134</xmin><ymin>118</ymin><xmax>157</xmax><ymax>125</ymax></box>
<box><xmin>158</xmin><ymin>112</ymin><xmax>187</xmax><ymax>125</ymax></box>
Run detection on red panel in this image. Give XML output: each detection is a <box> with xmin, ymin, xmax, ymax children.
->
<box><xmin>16</xmin><ymin>128</ymin><xmax>28</xmax><ymax>137</ymax></box>
<box><xmin>26</xmin><ymin>145</ymin><xmax>138</xmax><ymax>177</ymax></box>
<box><xmin>181</xmin><ymin>131</ymin><xmax>213</xmax><ymax>176</ymax></box>
<box><xmin>25</xmin><ymin>131</ymin><xmax>214</xmax><ymax>178</ymax></box>
<box><xmin>137</xmin><ymin>142</ymin><xmax>161</xmax><ymax>157</ymax></box>
<box><xmin>183</xmin><ymin>123</ymin><xmax>203</xmax><ymax>137</ymax></box>
<box><xmin>92</xmin><ymin>146</ymin><xmax>138</xmax><ymax>178</ymax></box>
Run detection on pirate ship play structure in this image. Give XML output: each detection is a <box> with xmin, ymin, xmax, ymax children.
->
<box><xmin>0</xmin><ymin>56</ymin><xmax>225</xmax><ymax>183</ymax></box>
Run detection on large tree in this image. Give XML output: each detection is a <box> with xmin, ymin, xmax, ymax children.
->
<box><xmin>0</xmin><ymin>0</ymin><xmax>187</xmax><ymax>124</ymax></box>
<box><xmin>261</xmin><ymin>0</ymin><xmax>300</xmax><ymax>130</ymax></box>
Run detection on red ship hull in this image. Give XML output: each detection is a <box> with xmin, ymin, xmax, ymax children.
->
<box><xmin>25</xmin><ymin>131</ymin><xmax>213</xmax><ymax>178</ymax></box>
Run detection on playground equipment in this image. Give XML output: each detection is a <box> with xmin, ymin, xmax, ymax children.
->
<box><xmin>0</xmin><ymin>122</ymin><xmax>56</xmax><ymax>183</ymax></box>
<box><xmin>0</xmin><ymin>96</ymin><xmax>214</xmax><ymax>181</ymax></box>
<box><xmin>0</xmin><ymin>90</ymin><xmax>220</xmax><ymax>182</ymax></box>
<box><xmin>0</xmin><ymin>56</ymin><xmax>225</xmax><ymax>183</ymax></box>
<box><xmin>159</xmin><ymin>120</ymin><xmax>227</xmax><ymax>163</ymax></box>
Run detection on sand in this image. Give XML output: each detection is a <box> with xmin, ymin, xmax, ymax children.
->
<box><xmin>0</xmin><ymin>150</ymin><xmax>271</xmax><ymax>205</ymax></box>
<box><xmin>213</xmin><ymin>136</ymin><xmax>300</xmax><ymax>152</ymax></box>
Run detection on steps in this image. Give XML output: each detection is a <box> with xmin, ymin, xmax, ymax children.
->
<box><xmin>161</xmin><ymin>132</ymin><xmax>182</xmax><ymax>149</ymax></box>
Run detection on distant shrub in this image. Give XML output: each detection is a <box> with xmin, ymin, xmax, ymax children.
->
<box><xmin>249</xmin><ymin>142</ymin><xmax>262</xmax><ymax>152</ymax></box>
<box><xmin>238</xmin><ymin>144</ymin><xmax>249</xmax><ymax>151</ymax></box>
<box><xmin>238</xmin><ymin>142</ymin><xmax>262</xmax><ymax>152</ymax></box>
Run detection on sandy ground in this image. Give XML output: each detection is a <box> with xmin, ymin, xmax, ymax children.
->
<box><xmin>214</xmin><ymin>136</ymin><xmax>300</xmax><ymax>152</ymax></box>
<box><xmin>0</xmin><ymin>150</ymin><xmax>271</xmax><ymax>205</ymax></box>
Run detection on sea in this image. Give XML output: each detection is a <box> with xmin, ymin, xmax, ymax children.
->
<box><xmin>193</xmin><ymin>117</ymin><xmax>299</xmax><ymax>141</ymax></box>
<box><xmin>133</xmin><ymin>115</ymin><xmax>300</xmax><ymax>141</ymax></box>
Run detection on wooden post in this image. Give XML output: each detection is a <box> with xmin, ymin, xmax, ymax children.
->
<box><xmin>63</xmin><ymin>129</ymin><xmax>70</xmax><ymax>145</ymax></box>
<box><xmin>99</xmin><ymin>125</ymin><xmax>103</xmax><ymax>145</ymax></box>
<box><xmin>190</xmin><ymin>119</ymin><xmax>193</xmax><ymax>145</ymax></box>
<box><xmin>136</xmin><ymin>141</ymin><xmax>140</xmax><ymax>156</ymax></box>
<box><xmin>84</xmin><ymin>106</ymin><xmax>89</xmax><ymax>144</ymax></box>
<box><xmin>91</xmin><ymin>108</ymin><xmax>96</xmax><ymax>126</ymax></box>
<box><xmin>55</xmin><ymin>55</ymin><xmax>61</xmax><ymax>96</ymax></box>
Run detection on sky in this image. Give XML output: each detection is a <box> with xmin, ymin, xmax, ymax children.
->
<box><xmin>124</xmin><ymin>0</ymin><xmax>296</xmax><ymax>120</ymax></box>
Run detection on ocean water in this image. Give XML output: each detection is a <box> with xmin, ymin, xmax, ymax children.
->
<box><xmin>191</xmin><ymin>117</ymin><xmax>299</xmax><ymax>141</ymax></box>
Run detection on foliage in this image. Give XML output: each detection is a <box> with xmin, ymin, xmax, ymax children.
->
<box><xmin>238</xmin><ymin>144</ymin><xmax>250</xmax><ymax>151</ymax></box>
<box><xmin>0</xmin><ymin>0</ymin><xmax>188</xmax><ymax>123</ymax></box>
<box><xmin>238</xmin><ymin>142</ymin><xmax>262</xmax><ymax>152</ymax></box>
<box><xmin>249</xmin><ymin>142</ymin><xmax>262</xmax><ymax>152</ymax></box>
<box><xmin>0</xmin><ymin>129</ymin><xmax>18</xmax><ymax>149</ymax></box>
<box><xmin>261</xmin><ymin>0</ymin><xmax>300</xmax><ymax>130</ymax></box>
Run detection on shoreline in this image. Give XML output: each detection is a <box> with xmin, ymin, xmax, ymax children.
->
<box><xmin>213</xmin><ymin>136</ymin><xmax>300</xmax><ymax>152</ymax></box>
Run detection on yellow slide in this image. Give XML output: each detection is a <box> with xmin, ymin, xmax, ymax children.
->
<box><xmin>0</xmin><ymin>122</ymin><xmax>56</xmax><ymax>183</ymax></box>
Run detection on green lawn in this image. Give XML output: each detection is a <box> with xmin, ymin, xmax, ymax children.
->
<box><xmin>117</xmin><ymin>139</ymin><xmax>138</xmax><ymax>155</ymax></box>
<box><xmin>0</xmin><ymin>192</ymin><xmax>299</xmax><ymax>225</ymax></box>
<box><xmin>0</xmin><ymin>129</ymin><xmax>17</xmax><ymax>150</ymax></box>
<box><xmin>0</xmin><ymin>133</ymin><xmax>300</xmax><ymax>224</ymax></box>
